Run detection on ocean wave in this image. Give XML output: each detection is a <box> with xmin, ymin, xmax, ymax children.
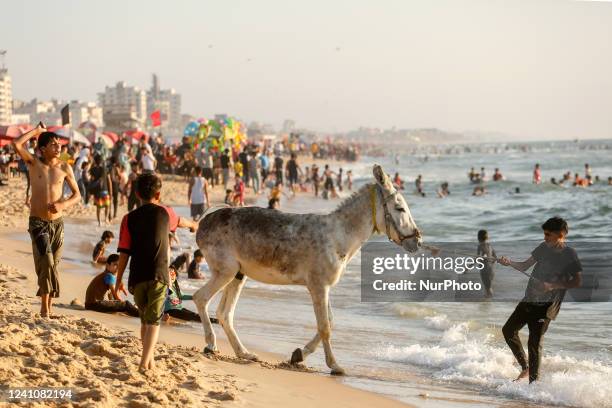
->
<box><xmin>389</xmin><ymin>303</ymin><xmax>438</xmax><ymax>319</ymax></box>
<box><xmin>374</xmin><ymin>323</ymin><xmax>612</xmax><ymax>408</ymax></box>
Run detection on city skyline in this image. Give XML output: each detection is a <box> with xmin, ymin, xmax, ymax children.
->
<box><xmin>3</xmin><ymin>0</ymin><xmax>612</xmax><ymax>140</ymax></box>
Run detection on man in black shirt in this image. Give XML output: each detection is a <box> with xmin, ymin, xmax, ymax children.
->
<box><xmin>274</xmin><ymin>155</ymin><xmax>284</xmax><ymax>184</ymax></box>
<box><xmin>116</xmin><ymin>173</ymin><xmax>197</xmax><ymax>372</ymax></box>
<box><xmin>220</xmin><ymin>149</ymin><xmax>231</xmax><ymax>190</ymax></box>
<box><xmin>499</xmin><ymin>217</ymin><xmax>582</xmax><ymax>383</ymax></box>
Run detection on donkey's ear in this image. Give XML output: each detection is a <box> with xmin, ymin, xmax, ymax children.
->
<box><xmin>373</xmin><ymin>164</ymin><xmax>393</xmax><ymax>189</ymax></box>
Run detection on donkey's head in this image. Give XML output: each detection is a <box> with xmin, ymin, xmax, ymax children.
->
<box><xmin>373</xmin><ymin>165</ymin><xmax>422</xmax><ymax>252</ymax></box>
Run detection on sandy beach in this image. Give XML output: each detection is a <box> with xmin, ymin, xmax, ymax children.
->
<box><xmin>0</xmin><ymin>173</ymin><xmax>411</xmax><ymax>408</ymax></box>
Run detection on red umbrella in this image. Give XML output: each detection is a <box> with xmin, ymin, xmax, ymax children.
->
<box><xmin>0</xmin><ymin>125</ymin><xmax>33</xmax><ymax>146</ymax></box>
<box><xmin>123</xmin><ymin>129</ymin><xmax>149</xmax><ymax>143</ymax></box>
<box><xmin>0</xmin><ymin>125</ymin><xmax>25</xmax><ymax>139</ymax></box>
<box><xmin>102</xmin><ymin>131</ymin><xmax>119</xmax><ymax>143</ymax></box>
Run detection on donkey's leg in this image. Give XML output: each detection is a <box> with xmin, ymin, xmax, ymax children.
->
<box><xmin>193</xmin><ymin>272</ymin><xmax>235</xmax><ymax>354</ymax></box>
<box><xmin>217</xmin><ymin>276</ymin><xmax>258</xmax><ymax>361</ymax></box>
<box><xmin>309</xmin><ymin>285</ymin><xmax>345</xmax><ymax>375</ymax></box>
<box><xmin>291</xmin><ymin>302</ymin><xmax>334</xmax><ymax>364</ymax></box>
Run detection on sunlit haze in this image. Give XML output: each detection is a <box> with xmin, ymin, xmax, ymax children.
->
<box><xmin>3</xmin><ymin>0</ymin><xmax>612</xmax><ymax>139</ymax></box>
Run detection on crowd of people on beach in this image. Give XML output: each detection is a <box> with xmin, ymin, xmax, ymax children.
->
<box><xmin>1</xmin><ymin>133</ymin><xmax>360</xmax><ymax>220</ymax></box>
<box><xmin>7</xmin><ymin>124</ymin><xmax>360</xmax><ymax>372</ymax></box>
<box><xmin>7</xmin><ymin>123</ymin><xmax>590</xmax><ymax>385</ymax></box>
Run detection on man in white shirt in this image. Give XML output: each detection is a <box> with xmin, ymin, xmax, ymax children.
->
<box><xmin>141</xmin><ymin>147</ymin><xmax>157</xmax><ymax>174</ymax></box>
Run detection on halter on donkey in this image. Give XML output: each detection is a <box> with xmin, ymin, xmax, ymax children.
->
<box><xmin>192</xmin><ymin>164</ymin><xmax>422</xmax><ymax>375</ymax></box>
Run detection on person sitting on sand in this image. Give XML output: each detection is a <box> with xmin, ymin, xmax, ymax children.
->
<box><xmin>499</xmin><ymin>217</ymin><xmax>582</xmax><ymax>383</ymax></box>
<box><xmin>187</xmin><ymin>250</ymin><xmax>205</xmax><ymax>279</ymax></box>
<box><xmin>608</xmin><ymin>176</ymin><xmax>612</xmax><ymax>186</ymax></box>
<box><xmin>476</xmin><ymin>230</ymin><xmax>496</xmax><ymax>298</ymax></box>
<box><xmin>92</xmin><ymin>230</ymin><xmax>114</xmax><ymax>264</ymax></box>
<box><xmin>12</xmin><ymin>124</ymin><xmax>81</xmax><ymax>318</ymax></box>
<box><xmin>84</xmin><ymin>254</ymin><xmax>139</xmax><ymax>317</ymax></box>
<box><xmin>162</xmin><ymin>268</ymin><xmax>218</xmax><ymax>323</ymax></box>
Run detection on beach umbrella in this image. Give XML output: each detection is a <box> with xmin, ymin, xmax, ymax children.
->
<box><xmin>71</xmin><ymin>130</ymin><xmax>91</xmax><ymax>146</ymax></box>
<box><xmin>0</xmin><ymin>125</ymin><xmax>27</xmax><ymax>139</ymax></box>
<box><xmin>98</xmin><ymin>133</ymin><xmax>115</xmax><ymax>148</ymax></box>
<box><xmin>123</xmin><ymin>130</ymin><xmax>149</xmax><ymax>143</ymax></box>
<box><xmin>102</xmin><ymin>131</ymin><xmax>119</xmax><ymax>143</ymax></box>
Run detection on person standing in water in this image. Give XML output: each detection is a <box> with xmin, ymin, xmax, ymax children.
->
<box><xmin>499</xmin><ymin>217</ymin><xmax>582</xmax><ymax>383</ymax></box>
<box><xmin>532</xmin><ymin>163</ymin><xmax>542</xmax><ymax>184</ymax></box>
<box><xmin>12</xmin><ymin>125</ymin><xmax>81</xmax><ymax>317</ymax></box>
<box><xmin>187</xmin><ymin>166</ymin><xmax>209</xmax><ymax>221</ymax></box>
<box><xmin>476</xmin><ymin>230</ymin><xmax>496</xmax><ymax>298</ymax></box>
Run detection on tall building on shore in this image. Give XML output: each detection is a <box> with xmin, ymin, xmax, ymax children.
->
<box><xmin>146</xmin><ymin>74</ymin><xmax>181</xmax><ymax>131</ymax></box>
<box><xmin>69</xmin><ymin>100</ymin><xmax>104</xmax><ymax>128</ymax></box>
<box><xmin>12</xmin><ymin>98</ymin><xmax>64</xmax><ymax>126</ymax></box>
<box><xmin>0</xmin><ymin>68</ymin><xmax>12</xmax><ymax>125</ymax></box>
<box><xmin>98</xmin><ymin>81</ymin><xmax>146</xmax><ymax>128</ymax></box>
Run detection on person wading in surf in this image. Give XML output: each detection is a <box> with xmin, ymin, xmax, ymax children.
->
<box><xmin>498</xmin><ymin>217</ymin><xmax>582</xmax><ymax>383</ymax></box>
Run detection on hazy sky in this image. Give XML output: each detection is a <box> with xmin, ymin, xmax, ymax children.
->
<box><xmin>2</xmin><ymin>0</ymin><xmax>612</xmax><ymax>139</ymax></box>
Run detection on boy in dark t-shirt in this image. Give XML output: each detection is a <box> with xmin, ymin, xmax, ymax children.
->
<box><xmin>499</xmin><ymin>217</ymin><xmax>582</xmax><ymax>383</ymax></box>
<box><xmin>115</xmin><ymin>173</ymin><xmax>197</xmax><ymax>372</ymax></box>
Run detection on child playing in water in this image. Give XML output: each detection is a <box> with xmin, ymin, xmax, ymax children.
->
<box><xmin>92</xmin><ymin>230</ymin><xmax>114</xmax><ymax>264</ymax></box>
<box><xmin>476</xmin><ymin>230</ymin><xmax>496</xmax><ymax>298</ymax></box>
<box><xmin>187</xmin><ymin>249</ymin><xmax>205</xmax><ymax>279</ymax></box>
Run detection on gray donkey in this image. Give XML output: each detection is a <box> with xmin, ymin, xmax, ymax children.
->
<box><xmin>193</xmin><ymin>164</ymin><xmax>422</xmax><ymax>375</ymax></box>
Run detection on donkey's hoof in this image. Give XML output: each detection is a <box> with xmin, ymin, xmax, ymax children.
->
<box><xmin>203</xmin><ymin>346</ymin><xmax>218</xmax><ymax>355</ymax></box>
<box><xmin>239</xmin><ymin>352</ymin><xmax>260</xmax><ymax>362</ymax></box>
<box><xmin>330</xmin><ymin>366</ymin><xmax>346</xmax><ymax>376</ymax></box>
<box><xmin>290</xmin><ymin>348</ymin><xmax>304</xmax><ymax>364</ymax></box>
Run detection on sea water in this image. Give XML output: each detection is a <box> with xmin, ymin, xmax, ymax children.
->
<box><xmin>61</xmin><ymin>139</ymin><xmax>612</xmax><ymax>408</ymax></box>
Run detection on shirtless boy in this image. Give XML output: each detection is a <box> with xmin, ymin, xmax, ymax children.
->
<box><xmin>12</xmin><ymin>124</ymin><xmax>81</xmax><ymax>317</ymax></box>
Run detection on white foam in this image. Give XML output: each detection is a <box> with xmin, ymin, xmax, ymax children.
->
<box><xmin>374</xmin><ymin>323</ymin><xmax>612</xmax><ymax>408</ymax></box>
<box><xmin>423</xmin><ymin>314</ymin><xmax>451</xmax><ymax>330</ymax></box>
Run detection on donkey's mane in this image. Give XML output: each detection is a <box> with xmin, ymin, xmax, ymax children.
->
<box><xmin>332</xmin><ymin>183</ymin><xmax>374</xmax><ymax>214</ymax></box>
